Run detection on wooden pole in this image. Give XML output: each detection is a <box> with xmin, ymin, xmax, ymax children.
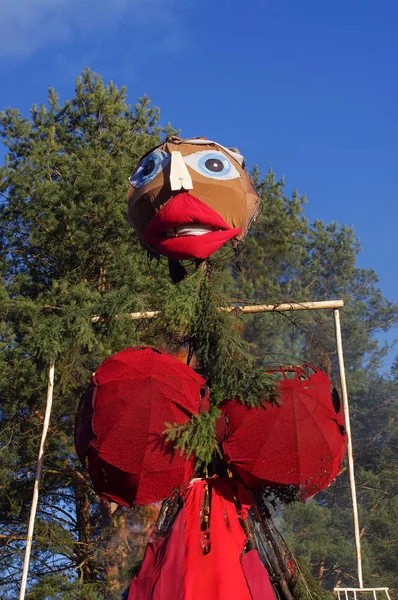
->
<box><xmin>91</xmin><ymin>299</ymin><xmax>344</xmax><ymax>322</ymax></box>
<box><xmin>19</xmin><ymin>360</ymin><xmax>55</xmax><ymax>600</ymax></box>
<box><xmin>333</xmin><ymin>309</ymin><xmax>364</xmax><ymax>589</ymax></box>
<box><xmin>223</xmin><ymin>299</ymin><xmax>345</xmax><ymax>314</ymax></box>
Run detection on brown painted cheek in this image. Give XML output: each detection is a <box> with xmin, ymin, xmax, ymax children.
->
<box><xmin>189</xmin><ymin>181</ymin><xmax>248</xmax><ymax>229</ymax></box>
<box><xmin>129</xmin><ymin>164</ymin><xmax>172</xmax><ymax>208</ymax></box>
<box><xmin>128</xmin><ymin>173</ymin><xmax>174</xmax><ymax>235</ymax></box>
<box><xmin>151</xmin><ymin>185</ymin><xmax>174</xmax><ymax>212</ymax></box>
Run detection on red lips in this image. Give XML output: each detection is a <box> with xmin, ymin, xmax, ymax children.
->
<box><xmin>144</xmin><ymin>192</ymin><xmax>241</xmax><ymax>260</ymax></box>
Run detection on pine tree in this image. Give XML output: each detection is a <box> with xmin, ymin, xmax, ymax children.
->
<box><xmin>222</xmin><ymin>169</ymin><xmax>396</xmax><ymax>376</ymax></box>
<box><xmin>0</xmin><ymin>69</ymin><xmax>172</xmax><ymax>599</ymax></box>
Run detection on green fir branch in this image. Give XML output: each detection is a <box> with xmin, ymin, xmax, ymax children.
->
<box><xmin>163</xmin><ymin>406</ymin><xmax>221</xmax><ymax>469</ymax></box>
<box><xmin>157</xmin><ymin>266</ymin><xmax>279</xmax><ymax>466</ymax></box>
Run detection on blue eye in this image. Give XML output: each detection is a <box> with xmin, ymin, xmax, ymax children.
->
<box><xmin>129</xmin><ymin>150</ymin><xmax>170</xmax><ymax>188</ymax></box>
<box><xmin>183</xmin><ymin>150</ymin><xmax>240</xmax><ymax>180</ymax></box>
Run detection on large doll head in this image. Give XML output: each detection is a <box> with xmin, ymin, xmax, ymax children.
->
<box><xmin>127</xmin><ymin>136</ymin><xmax>261</xmax><ymax>260</ymax></box>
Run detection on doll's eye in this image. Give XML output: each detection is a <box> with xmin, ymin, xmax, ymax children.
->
<box><xmin>184</xmin><ymin>151</ymin><xmax>240</xmax><ymax>180</ymax></box>
<box><xmin>129</xmin><ymin>150</ymin><xmax>170</xmax><ymax>188</ymax></box>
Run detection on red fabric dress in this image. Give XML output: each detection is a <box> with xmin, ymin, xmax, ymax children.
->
<box><xmin>128</xmin><ymin>479</ymin><xmax>276</xmax><ymax>600</ymax></box>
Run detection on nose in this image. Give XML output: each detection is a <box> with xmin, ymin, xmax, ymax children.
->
<box><xmin>170</xmin><ymin>151</ymin><xmax>193</xmax><ymax>191</ymax></box>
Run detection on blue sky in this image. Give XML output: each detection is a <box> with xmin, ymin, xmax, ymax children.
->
<box><xmin>0</xmin><ymin>0</ymin><xmax>396</xmax><ymax>368</ymax></box>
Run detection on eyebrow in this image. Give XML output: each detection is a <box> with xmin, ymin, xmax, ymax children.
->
<box><xmin>134</xmin><ymin>139</ymin><xmax>245</xmax><ymax>169</ymax></box>
<box><xmin>183</xmin><ymin>139</ymin><xmax>245</xmax><ymax>166</ymax></box>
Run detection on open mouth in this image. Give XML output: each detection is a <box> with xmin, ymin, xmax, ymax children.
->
<box><xmin>144</xmin><ymin>192</ymin><xmax>241</xmax><ymax>260</ymax></box>
<box><xmin>164</xmin><ymin>224</ymin><xmax>220</xmax><ymax>237</ymax></box>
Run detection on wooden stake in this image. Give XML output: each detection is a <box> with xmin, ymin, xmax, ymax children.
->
<box><xmin>333</xmin><ymin>309</ymin><xmax>364</xmax><ymax>589</ymax></box>
<box><xmin>19</xmin><ymin>360</ymin><xmax>55</xmax><ymax>600</ymax></box>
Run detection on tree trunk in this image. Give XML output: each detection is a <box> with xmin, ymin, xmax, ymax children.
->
<box><xmin>74</xmin><ymin>480</ymin><xmax>96</xmax><ymax>588</ymax></box>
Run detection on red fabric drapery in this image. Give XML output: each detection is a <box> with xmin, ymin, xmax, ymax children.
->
<box><xmin>128</xmin><ymin>479</ymin><xmax>276</xmax><ymax>600</ymax></box>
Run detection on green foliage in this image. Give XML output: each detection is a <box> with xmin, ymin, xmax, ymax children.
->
<box><xmin>159</xmin><ymin>267</ymin><xmax>278</xmax><ymax>465</ymax></box>
<box><xmin>164</xmin><ymin>405</ymin><xmax>222</xmax><ymax>467</ymax></box>
<box><xmin>28</xmin><ymin>575</ymin><xmax>104</xmax><ymax>600</ymax></box>
<box><xmin>291</xmin><ymin>560</ymin><xmax>335</xmax><ymax>600</ymax></box>
<box><xmin>157</xmin><ymin>264</ymin><xmax>278</xmax><ymax>405</ymax></box>
<box><xmin>186</xmin><ymin>269</ymin><xmax>277</xmax><ymax>405</ymax></box>
<box><xmin>283</xmin><ymin>497</ymin><xmax>360</xmax><ymax>588</ymax></box>
<box><xmin>228</xmin><ymin>170</ymin><xmax>396</xmax><ymax>375</ymax></box>
<box><xmin>0</xmin><ymin>69</ymin><xmax>171</xmax><ymax>599</ymax></box>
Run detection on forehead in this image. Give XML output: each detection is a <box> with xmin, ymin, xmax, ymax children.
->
<box><xmin>138</xmin><ymin>137</ymin><xmax>245</xmax><ymax>168</ymax></box>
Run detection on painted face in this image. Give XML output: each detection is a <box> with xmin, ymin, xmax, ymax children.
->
<box><xmin>127</xmin><ymin>136</ymin><xmax>261</xmax><ymax>260</ymax></box>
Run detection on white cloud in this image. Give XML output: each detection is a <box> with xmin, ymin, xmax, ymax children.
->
<box><xmin>0</xmin><ymin>0</ymin><xmax>183</xmax><ymax>58</ymax></box>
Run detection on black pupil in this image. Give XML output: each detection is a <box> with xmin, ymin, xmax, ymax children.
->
<box><xmin>205</xmin><ymin>158</ymin><xmax>224</xmax><ymax>172</ymax></box>
<box><xmin>143</xmin><ymin>159</ymin><xmax>155</xmax><ymax>176</ymax></box>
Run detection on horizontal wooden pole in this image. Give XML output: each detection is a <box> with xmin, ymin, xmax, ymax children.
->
<box><xmin>91</xmin><ymin>300</ymin><xmax>344</xmax><ymax>322</ymax></box>
<box><xmin>222</xmin><ymin>300</ymin><xmax>344</xmax><ymax>314</ymax></box>
<box><xmin>334</xmin><ymin>589</ymin><xmax>390</xmax><ymax>593</ymax></box>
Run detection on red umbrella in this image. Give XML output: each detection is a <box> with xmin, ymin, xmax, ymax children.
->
<box><xmin>75</xmin><ymin>347</ymin><xmax>209</xmax><ymax>506</ymax></box>
<box><xmin>216</xmin><ymin>363</ymin><xmax>347</xmax><ymax>501</ymax></box>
